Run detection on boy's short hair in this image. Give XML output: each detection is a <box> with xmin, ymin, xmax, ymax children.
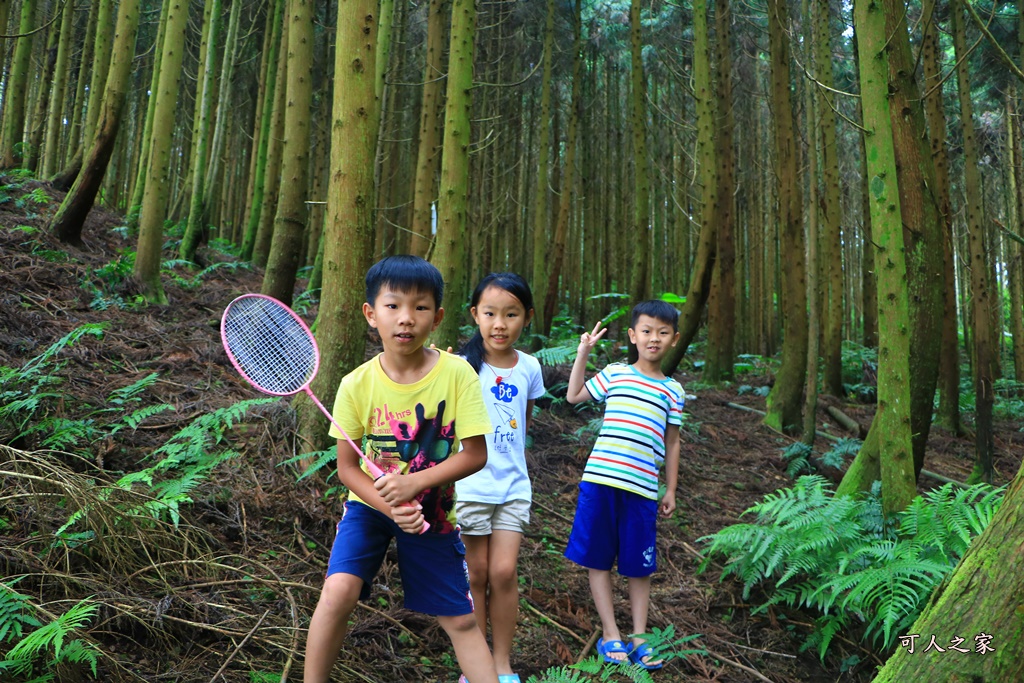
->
<box><xmin>365</xmin><ymin>255</ymin><xmax>445</xmax><ymax>307</ymax></box>
<box><xmin>630</xmin><ymin>299</ymin><xmax>680</xmax><ymax>331</ymax></box>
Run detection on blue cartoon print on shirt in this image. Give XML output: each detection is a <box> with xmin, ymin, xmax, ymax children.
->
<box><xmin>491</xmin><ymin>381</ymin><xmax>518</xmax><ymax>402</ymax></box>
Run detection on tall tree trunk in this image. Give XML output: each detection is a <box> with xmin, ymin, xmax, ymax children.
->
<box><xmin>801</xmin><ymin>0</ymin><xmax>820</xmax><ymax>445</ymax></box>
<box><xmin>202</xmin><ymin>0</ymin><xmax>242</xmax><ymax>228</ymax></box>
<box><xmin>840</xmin><ymin>0</ymin><xmax>945</xmax><ymax>493</ymax></box>
<box><xmin>41</xmin><ymin>0</ymin><xmax>74</xmax><ymax>178</ymax></box>
<box><xmin>1011</xmin><ymin>83</ymin><xmax>1024</xmax><ymax>383</ymax></box>
<box><xmin>83</xmin><ymin>0</ymin><xmax>116</xmax><ymax>151</ymax></box>
<box><xmin>815</xmin><ymin>0</ymin><xmax>843</xmax><ymax>397</ymax></box>
<box><xmin>763</xmin><ymin>0</ymin><xmax>807</xmax><ymax>433</ymax></box>
<box><xmin>261</xmin><ymin>0</ymin><xmax>314</xmax><ymax>304</ymax></box>
<box><xmin>429</xmin><ymin>0</ymin><xmax>476</xmax><ymax>351</ymax></box>
<box><xmin>871</xmin><ymin>459</ymin><xmax>1024</xmax><ymax>681</ymax></box>
<box><xmin>0</xmin><ymin>0</ymin><xmax>35</xmax><ymax>168</ymax></box>
<box><xmin>704</xmin><ymin>0</ymin><xmax>736</xmax><ymax>383</ymax></box>
<box><xmin>853</xmin><ymin>0</ymin><xmax>915</xmax><ymax>514</ymax></box>
<box><xmin>530</xmin><ymin>0</ymin><xmax>555</xmax><ymax>335</ymax></box>
<box><xmin>409</xmin><ymin>0</ymin><xmax>448</xmax><ymax>259</ymax></box>
<box><xmin>49</xmin><ymin>0</ymin><xmax>142</xmax><ymax>245</ymax></box>
<box><xmin>64</xmin><ymin>0</ymin><xmax>99</xmax><ymax>167</ymax></box>
<box><xmin>250</xmin><ymin>23</ymin><xmax>289</xmax><ymax>268</ymax></box>
<box><xmin>26</xmin><ymin>10</ymin><xmax>60</xmax><ymax>173</ymax></box>
<box><xmin>241</xmin><ymin>0</ymin><xmax>286</xmax><ymax>261</ymax></box>
<box><xmin>628</xmin><ymin>0</ymin><xmax>651</xmax><ymax>305</ymax></box>
<box><xmin>180</xmin><ymin>0</ymin><xmax>223</xmax><ymax>263</ymax></box>
<box><xmin>128</xmin><ymin>0</ymin><xmax>172</xmax><ymax>223</ymax></box>
<box><xmin>923</xmin><ymin>0</ymin><xmax>961</xmax><ymax>434</ymax></box>
<box><xmin>134</xmin><ymin>0</ymin><xmax>192</xmax><ymax>305</ymax></box>
<box><xmin>661</xmin><ymin>0</ymin><xmax>718</xmax><ymax>377</ymax></box>
<box><xmin>301</xmin><ymin>0</ymin><xmax>381</xmax><ymax>452</ymax></box>
<box><xmin>952</xmin><ymin>0</ymin><xmax>994</xmax><ymax>484</ymax></box>
<box><xmin>542</xmin><ymin>0</ymin><xmax>581</xmax><ymax>330</ymax></box>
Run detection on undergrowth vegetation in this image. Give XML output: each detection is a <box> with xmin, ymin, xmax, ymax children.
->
<box><xmin>699</xmin><ymin>475</ymin><xmax>1003</xmax><ymax>660</ymax></box>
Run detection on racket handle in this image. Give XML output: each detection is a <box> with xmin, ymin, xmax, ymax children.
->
<box><xmin>304</xmin><ymin>388</ymin><xmax>430</xmax><ymax>534</ymax></box>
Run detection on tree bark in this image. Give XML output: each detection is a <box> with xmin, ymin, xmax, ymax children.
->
<box><xmin>704</xmin><ymin>0</ymin><xmax>736</xmax><ymax>383</ymax></box>
<box><xmin>261</xmin><ymin>0</ymin><xmax>314</xmax><ymax>304</ymax></box>
<box><xmin>871</xmin><ymin>460</ymin><xmax>1024</xmax><ymax>681</ymax></box>
<box><xmin>49</xmin><ymin>0</ymin><xmax>142</xmax><ymax>246</ymax></box>
<box><xmin>763</xmin><ymin>0</ymin><xmax>808</xmax><ymax>433</ymax></box>
<box><xmin>134</xmin><ymin>0</ymin><xmax>192</xmax><ymax>305</ymax></box>
<box><xmin>301</xmin><ymin>0</ymin><xmax>382</xmax><ymax>452</ymax></box>
<box><xmin>530</xmin><ymin>0</ymin><xmax>555</xmax><ymax>335</ymax></box>
<box><xmin>628</xmin><ymin>0</ymin><xmax>651</xmax><ymax>305</ymax></box>
<box><xmin>41</xmin><ymin>0</ymin><xmax>74</xmax><ymax>178</ymax></box>
<box><xmin>0</xmin><ymin>0</ymin><xmax>35</xmax><ymax>168</ymax></box>
<box><xmin>430</xmin><ymin>0</ymin><xmax>476</xmax><ymax>351</ymax></box>
<box><xmin>853</xmin><ymin>0</ymin><xmax>916</xmax><ymax>514</ymax></box>
<box><xmin>180</xmin><ymin>0</ymin><xmax>223</xmax><ymax>263</ymax></box>
<box><xmin>952</xmin><ymin>0</ymin><xmax>994</xmax><ymax>484</ymax></box>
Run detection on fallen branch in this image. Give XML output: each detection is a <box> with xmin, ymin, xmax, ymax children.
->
<box><xmin>704</xmin><ymin>647</ymin><xmax>776</xmax><ymax>682</ymax></box>
<box><xmin>208</xmin><ymin>609</ymin><xmax>269</xmax><ymax>683</ymax></box>
<box><xmin>826</xmin><ymin>405</ymin><xmax>866</xmax><ymax>438</ymax></box>
<box><xmin>521</xmin><ymin>598</ymin><xmax>589</xmax><ymax>645</ymax></box>
<box><xmin>722</xmin><ymin>402</ymin><xmax>965</xmax><ymax>487</ymax></box>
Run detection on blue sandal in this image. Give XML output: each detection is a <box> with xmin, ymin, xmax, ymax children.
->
<box><xmin>596</xmin><ymin>638</ymin><xmax>630</xmax><ymax>663</ymax></box>
<box><xmin>628</xmin><ymin>641</ymin><xmax>664</xmax><ymax>670</ymax></box>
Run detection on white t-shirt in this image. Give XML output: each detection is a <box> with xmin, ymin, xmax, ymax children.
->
<box><xmin>456</xmin><ymin>351</ymin><xmax>546</xmax><ymax>504</ymax></box>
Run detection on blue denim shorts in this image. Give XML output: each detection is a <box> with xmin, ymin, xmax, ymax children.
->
<box><xmin>327</xmin><ymin>501</ymin><xmax>473</xmax><ymax>616</ymax></box>
<box><xmin>564</xmin><ymin>481</ymin><xmax>658</xmax><ymax>577</ymax></box>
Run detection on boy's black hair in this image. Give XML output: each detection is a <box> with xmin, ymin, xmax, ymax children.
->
<box><xmin>459</xmin><ymin>272</ymin><xmax>534</xmax><ymax>373</ymax></box>
<box><xmin>365</xmin><ymin>255</ymin><xmax>444</xmax><ymax>307</ymax></box>
<box><xmin>630</xmin><ymin>299</ymin><xmax>680</xmax><ymax>331</ymax></box>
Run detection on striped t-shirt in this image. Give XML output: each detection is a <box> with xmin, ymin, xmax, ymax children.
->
<box><xmin>582</xmin><ymin>363</ymin><xmax>685</xmax><ymax>500</ymax></box>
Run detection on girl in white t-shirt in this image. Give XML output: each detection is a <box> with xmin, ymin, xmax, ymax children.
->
<box><xmin>455</xmin><ymin>273</ymin><xmax>545</xmax><ymax>683</ymax></box>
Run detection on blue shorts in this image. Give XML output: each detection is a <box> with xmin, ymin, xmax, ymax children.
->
<box><xmin>326</xmin><ymin>501</ymin><xmax>473</xmax><ymax>616</ymax></box>
<box><xmin>564</xmin><ymin>481</ymin><xmax>658</xmax><ymax>577</ymax></box>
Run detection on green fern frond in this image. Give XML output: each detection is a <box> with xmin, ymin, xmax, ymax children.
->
<box><xmin>280</xmin><ymin>450</ymin><xmax>337</xmax><ymax>482</ymax></box>
<box><xmin>535</xmin><ymin>344</ymin><xmax>579</xmax><ymax>367</ymax></box>
<box><xmin>112</xmin><ymin>403</ymin><xmax>175</xmax><ymax>433</ymax></box>
<box><xmin>3</xmin><ymin>599</ymin><xmax>99</xmax><ymax>674</ymax></box>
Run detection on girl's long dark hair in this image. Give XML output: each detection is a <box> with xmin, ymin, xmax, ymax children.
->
<box><xmin>459</xmin><ymin>272</ymin><xmax>535</xmax><ymax>373</ymax></box>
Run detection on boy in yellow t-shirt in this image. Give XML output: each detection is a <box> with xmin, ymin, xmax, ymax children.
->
<box><xmin>303</xmin><ymin>255</ymin><xmax>500</xmax><ymax>683</ymax></box>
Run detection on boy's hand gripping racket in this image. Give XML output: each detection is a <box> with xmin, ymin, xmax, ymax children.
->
<box><xmin>220</xmin><ymin>293</ymin><xmax>428</xmax><ymax>533</ymax></box>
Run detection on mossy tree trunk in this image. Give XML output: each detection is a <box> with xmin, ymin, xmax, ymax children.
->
<box><xmin>240</xmin><ymin>0</ymin><xmax>286</xmax><ymax>261</ymax></box>
<box><xmin>922</xmin><ymin>0</ymin><xmax>961</xmax><ymax>435</ymax></box>
<box><xmin>430</xmin><ymin>0</ymin><xmax>476</xmax><ymax>351</ymax></box>
<box><xmin>300</xmin><ymin>0</ymin><xmax>381</xmax><ymax>451</ymax></box>
<box><xmin>261</xmin><ymin>0</ymin><xmax>314</xmax><ymax>305</ymax></box>
<box><xmin>663</xmin><ymin>0</ymin><xmax>717</xmax><ymax>376</ymax></box>
<box><xmin>1010</xmin><ymin>85</ymin><xmax>1024</xmax><ymax>383</ymax></box>
<box><xmin>627</xmin><ymin>0</ymin><xmax>651</xmax><ymax>306</ymax></box>
<box><xmin>952</xmin><ymin>0</ymin><xmax>994</xmax><ymax>484</ymax></box>
<box><xmin>704</xmin><ymin>0</ymin><xmax>736</xmax><ymax>384</ymax></box>
<box><xmin>180</xmin><ymin>0</ymin><xmax>222</xmax><ymax>263</ymax></box>
<box><xmin>763</xmin><ymin>0</ymin><xmax>807</xmax><ymax>433</ymax></box>
<box><xmin>409</xmin><ymin>0</ymin><xmax>449</xmax><ymax>259</ymax></box>
<box><xmin>871</xmin><ymin>460</ymin><xmax>1024</xmax><ymax>681</ymax></box>
<box><xmin>853</xmin><ymin>0</ymin><xmax>915</xmax><ymax>515</ymax></box>
<box><xmin>542</xmin><ymin>0</ymin><xmax>581</xmax><ymax>331</ymax></box>
<box><xmin>530</xmin><ymin>0</ymin><xmax>555</xmax><ymax>336</ymax></box>
<box><xmin>815</xmin><ymin>0</ymin><xmax>843</xmax><ymax>398</ymax></box>
<box><xmin>134</xmin><ymin>0</ymin><xmax>192</xmax><ymax>305</ymax></box>
<box><xmin>41</xmin><ymin>0</ymin><xmax>74</xmax><ymax>178</ymax></box>
<box><xmin>0</xmin><ymin>0</ymin><xmax>35</xmax><ymax>169</ymax></box>
<box><xmin>250</xmin><ymin>24</ymin><xmax>289</xmax><ymax>269</ymax></box>
<box><xmin>128</xmin><ymin>0</ymin><xmax>171</xmax><ymax>224</ymax></box>
<box><xmin>50</xmin><ymin>0</ymin><xmax>142</xmax><ymax>246</ymax></box>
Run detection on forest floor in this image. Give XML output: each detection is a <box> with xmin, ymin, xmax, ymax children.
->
<box><xmin>1</xmin><ymin>181</ymin><xmax>1022</xmax><ymax>683</ymax></box>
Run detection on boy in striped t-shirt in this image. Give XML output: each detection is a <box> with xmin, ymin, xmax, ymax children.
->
<box><xmin>564</xmin><ymin>300</ymin><xmax>684</xmax><ymax>671</ymax></box>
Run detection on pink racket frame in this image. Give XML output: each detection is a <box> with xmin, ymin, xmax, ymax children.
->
<box><xmin>221</xmin><ymin>293</ymin><xmax>428</xmax><ymax>532</ymax></box>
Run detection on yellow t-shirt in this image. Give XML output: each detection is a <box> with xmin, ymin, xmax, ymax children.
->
<box><xmin>329</xmin><ymin>351</ymin><xmax>492</xmax><ymax>533</ymax></box>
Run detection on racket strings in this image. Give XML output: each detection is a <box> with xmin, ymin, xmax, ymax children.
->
<box><xmin>223</xmin><ymin>297</ymin><xmax>317</xmax><ymax>394</ymax></box>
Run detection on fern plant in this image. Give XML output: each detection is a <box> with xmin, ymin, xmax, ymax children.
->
<box><xmin>700</xmin><ymin>476</ymin><xmax>1003</xmax><ymax>659</ymax></box>
<box><xmin>0</xmin><ymin>584</ymin><xmax>99</xmax><ymax>679</ymax></box>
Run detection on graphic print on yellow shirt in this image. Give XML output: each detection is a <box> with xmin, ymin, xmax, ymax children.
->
<box><xmin>329</xmin><ymin>352</ymin><xmax>492</xmax><ymax>533</ymax></box>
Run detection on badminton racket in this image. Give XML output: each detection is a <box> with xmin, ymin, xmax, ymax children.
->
<box><xmin>220</xmin><ymin>293</ymin><xmax>428</xmax><ymax>533</ymax></box>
